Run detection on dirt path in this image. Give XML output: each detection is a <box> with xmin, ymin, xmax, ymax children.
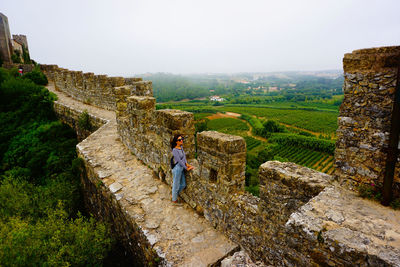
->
<box><xmin>244</xmin><ymin>121</ymin><xmax>268</xmax><ymax>142</ymax></box>
<box><xmin>280</xmin><ymin>123</ymin><xmax>336</xmax><ymax>139</ymax></box>
<box><xmin>206</xmin><ymin>112</ymin><xmax>241</xmax><ymax>120</ymax></box>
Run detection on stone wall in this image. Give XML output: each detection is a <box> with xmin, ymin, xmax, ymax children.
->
<box><xmin>12</xmin><ymin>34</ymin><xmax>28</xmax><ymax>50</ymax></box>
<box><xmin>53</xmin><ymin>102</ymin><xmax>107</xmax><ymax>141</ymax></box>
<box><xmin>2</xmin><ymin>62</ymin><xmax>35</xmax><ymax>73</ymax></box>
<box><xmin>52</xmin><ymin>101</ymin><xmax>158</xmax><ymax>266</ymax></box>
<box><xmin>78</xmin><ymin>144</ymin><xmax>159</xmax><ymax>266</ymax></box>
<box><xmin>0</xmin><ymin>13</ymin><xmax>12</xmax><ymax>63</ymax></box>
<box><xmin>40</xmin><ymin>64</ymin><xmax>151</xmax><ymax>111</ymax></box>
<box><xmin>115</xmin><ymin>77</ymin><xmax>400</xmax><ymax>265</ymax></box>
<box><xmin>335</xmin><ymin>46</ymin><xmax>400</xmax><ymax>196</ymax></box>
<box><xmin>43</xmin><ymin>45</ymin><xmax>400</xmax><ymax>266</ymax></box>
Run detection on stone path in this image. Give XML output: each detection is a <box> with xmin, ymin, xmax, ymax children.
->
<box><xmin>288</xmin><ymin>186</ymin><xmax>400</xmax><ymax>267</ymax></box>
<box><xmin>47</xmin><ymin>83</ymin><xmax>115</xmax><ymax>121</ymax></box>
<box><xmin>47</xmin><ymin>83</ymin><xmax>239</xmax><ymax>266</ymax></box>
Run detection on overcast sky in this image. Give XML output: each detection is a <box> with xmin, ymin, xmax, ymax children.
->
<box><xmin>2</xmin><ymin>0</ymin><xmax>400</xmax><ymax>76</ymax></box>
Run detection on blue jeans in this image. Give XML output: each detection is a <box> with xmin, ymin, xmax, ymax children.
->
<box><xmin>172</xmin><ymin>164</ymin><xmax>186</xmax><ymax>201</ymax></box>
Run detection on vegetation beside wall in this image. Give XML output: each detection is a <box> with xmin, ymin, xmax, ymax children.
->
<box><xmin>0</xmin><ymin>68</ymin><xmax>112</xmax><ymax>266</ymax></box>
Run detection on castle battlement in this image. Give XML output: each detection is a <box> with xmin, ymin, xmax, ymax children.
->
<box><xmin>40</xmin><ymin>45</ymin><xmax>400</xmax><ymax>266</ymax></box>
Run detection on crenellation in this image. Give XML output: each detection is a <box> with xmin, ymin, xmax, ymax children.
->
<box><xmin>196</xmin><ymin>131</ymin><xmax>246</xmax><ymax>190</ymax></box>
<box><xmin>124</xmin><ymin>77</ymin><xmax>143</xmax><ymax>84</ymax></box>
<box><xmin>39</xmin><ymin>45</ymin><xmax>400</xmax><ymax>266</ymax></box>
<box><xmin>40</xmin><ymin>64</ymin><xmax>144</xmax><ymax>111</ymax></box>
<box><xmin>110</xmin><ymin>76</ymin><xmax>125</xmax><ymax>87</ymax></box>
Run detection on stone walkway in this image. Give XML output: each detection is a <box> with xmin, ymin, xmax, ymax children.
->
<box><xmin>287</xmin><ymin>186</ymin><xmax>400</xmax><ymax>266</ymax></box>
<box><xmin>47</xmin><ymin>83</ymin><xmax>239</xmax><ymax>266</ymax></box>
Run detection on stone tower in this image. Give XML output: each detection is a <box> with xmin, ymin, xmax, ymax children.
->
<box><xmin>0</xmin><ymin>13</ymin><xmax>13</xmax><ymax>63</ymax></box>
<box><xmin>12</xmin><ymin>34</ymin><xmax>28</xmax><ymax>50</ymax></box>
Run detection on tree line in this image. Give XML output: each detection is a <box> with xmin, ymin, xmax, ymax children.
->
<box><xmin>147</xmin><ymin>72</ymin><xmax>344</xmax><ymax>104</ymax></box>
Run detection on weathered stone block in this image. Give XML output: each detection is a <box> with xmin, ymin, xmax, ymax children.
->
<box><xmin>155</xmin><ymin>109</ymin><xmax>194</xmax><ymax>131</ymax></box>
<box><xmin>124</xmin><ymin>77</ymin><xmax>143</xmax><ymax>84</ymax></box>
<box><xmin>259</xmin><ymin>161</ymin><xmax>333</xmax><ymax>209</ymax></box>
<box><xmin>124</xmin><ymin>81</ymin><xmax>153</xmax><ymax>96</ymax></box>
<box><xmin>114</xmin><ymin>85</ymin><xmax>132</xmax><ymax>96</ymax></box>
<box><xmin>127</xmin><ymin>96</ymin><xmax>155</xmax><ymax>111</ymax></box>
<box><xmin>343</xmin><ymin>46</ymin><xmax>400</xmax><ymax>72</ymax></box>
<box><xmin>110</xmin><ymin>77</ymin><xmax>125</xmax><ymax>87</ymax></box>
<box><xmin>197</xmin><ymin>131</ymin><xmax>246</xmax><ymax>154</ymax></box>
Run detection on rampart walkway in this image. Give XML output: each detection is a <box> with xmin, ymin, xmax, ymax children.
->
<box><xmin>46</xmin><ymin>83</ymin><xmax>240</xmax><ymax>266</ymax></box>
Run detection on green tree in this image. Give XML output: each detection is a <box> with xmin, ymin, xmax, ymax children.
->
<box><xmin>11</xmin><ymin>53</ymin><xmax>21</xmax><ymax>64</ymax></box>
<box><xmin>22</xmin><ymin>67</ymin><xmax>48</xmax><ymax>85</ymax></box>
<box><xmin>0</xmin><ymin>67</ymin><xmax>113</xmax><ymax>264</ymax></box>
<box><xmin>22</xmin><ymin>46</ymin><xmax>31</xmax><ymax>64</ymax></box>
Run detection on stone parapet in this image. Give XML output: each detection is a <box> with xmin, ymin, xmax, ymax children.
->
<box><xmin>197</xmin><ymin>131</ymin><xmax>246</xmax><ymax>191</ymax></box>
<box><xmin>154</xmin><ymin>109</ymin><xmax>195</xmax><ymax>161</ymax></box>
<box><xmin>336</xmin><ymin>46</ymin><xmax>400</xmax><ymax>196</ymax></box>
<box><xmin>39</xmin><ymin>64</ymin><xmax>145</xmax><ymax>111</ymax></box>
<box><xmin>115</xmin><ymin>73</ymin><xmax>400</xmax><ymax>265</ymax></box>
<box><xmin>286</xmin><ymin>186</ymin><xmax>400</xmax><ymax>266</ymax></box>
<box><xmin>259</xmin><ymin>161</ymin><xmax>333</xmax><ymax>222</ymax></box>
<box><xmin>343</xmin><ymin>46</ymin><xmax>400</xmax><ymax>73</ymax></box>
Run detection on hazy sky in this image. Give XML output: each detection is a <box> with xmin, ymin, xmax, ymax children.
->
<box><xmin>2</xmin><ymin>0</ymin><xmax>400</xmax><ymax>76</ymax></box>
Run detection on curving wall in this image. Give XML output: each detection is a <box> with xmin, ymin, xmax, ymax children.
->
<box><xmin>40</xmin><ymin>64</ymin><xmax>151</xmax><ymax>111</ymax></box>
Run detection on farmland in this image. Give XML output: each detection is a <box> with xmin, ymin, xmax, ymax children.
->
<box><xmin>158</xmin><ymin>103</ymin><xmax>338</xmax><ymax>136</ymax></box>
<box><xmin>221</xmin><ymin>106</ymin><xmax>338</xmax><ymax>135</ymax></box>
<box><xmin>206</xmin><ymin>118</ymin><xmax>249</xmax><ymax>135</ymax></box>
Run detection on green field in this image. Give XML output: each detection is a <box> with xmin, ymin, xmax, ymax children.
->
<box><xmin>194</xmin><ymin>112</ymin><xmax>214</xmax><ymax>120</ymax></box>
<box><xmin>221</xmin><ymin>106</ymin><xmax>338</xmax><ymax>135</ymax></box>
<box><xmin>158</xmin><ymin>102</ymin><xmax>338</xmax><ymax>135</ymax></box>
<box><xmin>243</xmin><ymin>136</ymin><xmax>262</xmax><ymax>151</ymax></box>
<box><xmin>270</xmin><ymin>144</ymin><xmax>334</xmax><ymax>173</ymax></box>
<box><xmin>206</xmin><ymin>118</ymin><xmax>249</xmax><ymax>135</ymax></box>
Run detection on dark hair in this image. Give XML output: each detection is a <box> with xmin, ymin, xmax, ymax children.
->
<box><xmin>170</xmin><ymin>134</ymin><xmax>183</xmax><ymax>149</ymax></box>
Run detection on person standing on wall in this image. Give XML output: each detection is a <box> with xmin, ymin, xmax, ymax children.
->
<box><xmin>170</xmin><ymin>134</ymin><xmax>194</xmax><ymax>204</ymax></box>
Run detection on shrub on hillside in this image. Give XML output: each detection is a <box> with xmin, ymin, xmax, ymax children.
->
<box><xmin>0</xmin><ymin>205</ymin><xmax>112</xmax><ymax>266</ymax></box>
<box><xmin>195</xmin><ymin>119</ymin><xmax>208</xmax><ymax>133</ymax></box>
<box><xmin>23</xmin><ymin>68</ymin><xmax>48</xmax><ymax>86</ymax></box>
<box><xmin>262</xmin><ymin>120</ymin><xmax>287</xmax><ymax>133</ymax></box>
<box><xmin>0</xmin><ymin>67</ymin><xmax>113</xmax><ymax>264</ymax></box>
<box><xmin>2</xmin><ymin>121</ymin><xmax>77</xmax><ymax>184</ymax></box>
<box><xmin>240</xmin><ymin>114</ymin><xmax>263</xmax><ymax>136</ymax></box>
<box><xmin>11</xmin><ymin>54</ymin><xmax>21</xmax><ymax>64</ymax></box>
<box><xmin>78</xmin><ymin>110</ymin><xmax>92</xmax><ymax>131</ymax></box>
